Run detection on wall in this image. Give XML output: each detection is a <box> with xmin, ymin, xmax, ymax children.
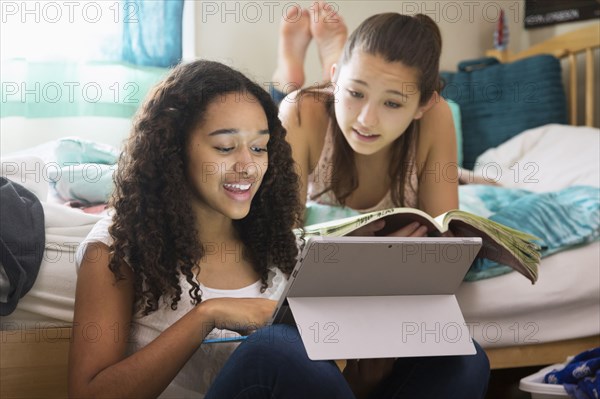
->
<box><xmin>185</xmin><ymin>0</ymin><xmax>598</xmax><ymax>126</ymax></box>
<box><xmin>189</xmin><ymin>0</ymin><xmax>520</xmax><ymax>81</ymax></box>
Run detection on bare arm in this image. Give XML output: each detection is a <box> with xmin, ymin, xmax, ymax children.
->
<box><xmin>280</xmin><ymin>93</ymin><xmax>311</xmax><ymax>211</ymax></box>
<box><xmin>69</xmin><ymin>243</ymin><xmax>275</xmax><ymax>398</ymax></box>
<box><xmin>416</xmin><ymin>96</ymin><xmax>459</xmax><ymax>217</ymax></box>
<box><xmin>279</xmin><ymin>92</ymin><xmax>330</xmax><ymax>218</ymax></box>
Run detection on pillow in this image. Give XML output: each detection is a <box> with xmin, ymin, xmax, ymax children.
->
<box><xmin>446</xmin><ymin>99</ymin><xmax>463</xmax><ymax>167</ymax></box>
<box><xmin>54</xmin><ymin>137</ymin><xmax>120</xmax><ymax>166</ymax></box>
<box><xmin>52</xmin><ymin>163</ymin><xmax>116</xmax><ymax>204</ymax></box>
<box><xmin>50</xmin><ymin>138</ymin><xmax>119</xmax><ymax>204</ymax></box>
<box><xmin>441</xmin><ymin>55</ymin><xmax>567</xmax><ymax>169</ymax></box>
<box><xmin>1</xmin><ymin>138</ymin><xmax>121</xmax><ymax>204</ymax></box>
<box><xmin>474</xmin><ymin>124</ymin><xmax>600</xmax><ymax>192</ymax></box>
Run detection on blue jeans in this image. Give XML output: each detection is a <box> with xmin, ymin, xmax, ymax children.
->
<box><xmin>205</xmin><ymin>324</ymin><xmax>489</xmax><ymax>399</ymax></box>
<box><xmin>269</xmin><ymin>85</ymin><xmax>287</xmax><ymax>106</ymax></box>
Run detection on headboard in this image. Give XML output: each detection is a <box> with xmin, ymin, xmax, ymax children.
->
<box><xmin>487</xmin><ymin>24</ymin><xmax>600</xmax><ymax>127</ymax></box>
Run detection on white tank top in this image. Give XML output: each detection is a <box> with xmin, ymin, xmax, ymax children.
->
<box><xmin>76</xmin><ymin>215</ymin><xmax>288</xmax><ymax>398</ymax></box>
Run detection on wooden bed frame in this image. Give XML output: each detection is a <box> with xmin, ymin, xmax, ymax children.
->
<box><xmin>2</xmin><ymin>329</ymin><xmax>599</xmax><ymax>397</ymax></box>
<box><xmin>1</xmin><ymin>24</ymin><xmax>599</xmax><ymax>398</ymax></box>
<box><xmin>1</xmin><ymin>327</ymin><xmax>71</xmax><ymax>398</ymax></box>
<box><xmin>487</xmin><ymin>23</ymin><xmax>599</xmax><ymax>127</ymax></box>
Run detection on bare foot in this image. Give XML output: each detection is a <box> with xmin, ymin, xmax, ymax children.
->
<box><xmin>309</xmin><ymin>1</ymin><xmax>348</xmax><ymax>82</ymax></box>
<box><xmin>272</xmin><ymin>6</ymin><xmax>312</xmax><ymax>93</ymax></box>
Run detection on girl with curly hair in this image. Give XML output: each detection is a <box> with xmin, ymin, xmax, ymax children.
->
<box><xmin>69</xmin><ymin>60</ymin><xmax>358</xmax><ymax>398</ymax></box>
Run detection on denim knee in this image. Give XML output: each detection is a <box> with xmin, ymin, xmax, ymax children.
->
<box><xmin>375</xmin><ymin>339</ymin><xmax>490</xmax><ymax>399</ymax></box>
<box><xmin>241</xmin><ymin>324</ymin><xmax>305</xmax><ymax>354</ymax></box>
<box><xmin>268</xmin><ymin>84</ymin><xmax>287</xmax><ymax>106</ymax></box>
<box><xmin>459</xmin><ymin>340</ymin><xmax>490</xmax><ymax>398</ymax></box>
<box><xmin>209</xmin><ymin>324</ymin><xmax>354</xmax><ymax>399</ymax></box>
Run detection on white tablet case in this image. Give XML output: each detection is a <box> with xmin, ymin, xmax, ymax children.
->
<box><xmin>271</xmin><ymin>236</ymin><xmax>482</xmax><ymax>361</ymax></box>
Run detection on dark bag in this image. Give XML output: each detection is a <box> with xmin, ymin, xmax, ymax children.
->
<box><xmin>441</xmin><ymin>55</ymin><xmax>567</xmax><ymax>169</ymax></box>
<box><xmin>0</xmin><ymin>177</ymin><xmax>45</xmax><ymax>316</ymax></box>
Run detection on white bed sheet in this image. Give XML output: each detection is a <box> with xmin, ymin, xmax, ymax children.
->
<box><xmin>0</xmin><ymin>202</ymin><xmax>103</xmax><ymax>330</ymax></box>
<box><xmin>473</xmin><ymin>124</ymin><xmax>600</xmax><ymax>192</ymax></box>
<box><xmin>458</xmin><ymin>241</ymin><xmax>600</xmax><ymax>348</ymax></box>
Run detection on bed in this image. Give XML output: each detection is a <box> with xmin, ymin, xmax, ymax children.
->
<box><xmin>0</xmin><ymin>118</ymin><xmax>131</xmax><ymax>398</ymax></box>
<box><xmin>457</xmin><ymin>23</ymin><xmax>600</xmax><ymax>370</ymax></box>
<box><xmin>1</xmin><ymin>25</ymin><xmax>599</xmax><ymax>398</ymax></box>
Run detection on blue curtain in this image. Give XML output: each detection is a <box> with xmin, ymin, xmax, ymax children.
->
<box><xmin>122</xmin><ymin>0</ymin><xmax>184</xmax><ymax>68</ymax></box>
<box><xmin>1</xmin><ymin>0</ymin><xmax>183</xmax><ymax>118</ymax></box>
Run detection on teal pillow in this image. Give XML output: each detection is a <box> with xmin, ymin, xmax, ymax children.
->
<box><xmin>446</xmin><ymin>99</ymin><xmax>463</xmax><ymax>167</ymax></box>
<box><xmin>49</xmin><ymin>138</ymin><xmax>119</xmax><ymax>204</ymax></box>
<box><xmin>54</xmin><ymin>137</ymin><xmax>120</xmax><ymax>166</ymax></box>
<box><xmin>441</xmin><ymin>55</ymin><xmax>567</xmax><ymax>169</ymax></box>
<box><xmin>53</xmin><ymin>163</ymin><xmax>116</xmax><ymax>204</ymax></box>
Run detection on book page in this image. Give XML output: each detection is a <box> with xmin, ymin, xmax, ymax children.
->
<box><xmin>375</xmin><ymin>212</ymin><xmax>443</xmax><ymax>236</ymax></box>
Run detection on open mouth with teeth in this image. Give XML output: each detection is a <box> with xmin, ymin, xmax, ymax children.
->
<box><xmin>223</xmin><ymin>183</ymin><xmax>252</xmax><ymax>193</ymax></box>
<box><xmin>353</xmin><ymin>128</ymin><xmax>380</xmax><ymax>141</ymax></box>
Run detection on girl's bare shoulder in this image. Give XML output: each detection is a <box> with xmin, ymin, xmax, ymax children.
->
<box><xmin>416</xmin><ymin>95</ymin><xmax>455</xmax><ymax>160</ymax></box>
<box><xmin>278</xmin><ymin>88</ymin><xmax>333</xmax><ymax>180</ymax></box>
<box><xmin>279</xmin><ymin>89</ymin><xmax>331</xmax><ymax>137</ymax></box>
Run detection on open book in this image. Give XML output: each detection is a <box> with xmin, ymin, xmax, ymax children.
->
<box><xmin>298</xmin><ymin>207</ymin><xmax>541</xmax><ymax>284</ymax></box>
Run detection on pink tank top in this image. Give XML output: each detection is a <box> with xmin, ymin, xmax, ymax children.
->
<box><xmin>307</xmin><ymin>126</ymin><xmax>419</xmax><ymax>213</ymax></box>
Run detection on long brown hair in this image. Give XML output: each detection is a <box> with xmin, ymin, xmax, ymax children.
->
<box><xmin>109</xmin><ymin>60</ymin><xmax>302</xmax><ymax>315</ymax></box>
<box><xmin>307</xmin><ymin>13</ymin><xmax>442</xmax><ymax>207</ymax></box>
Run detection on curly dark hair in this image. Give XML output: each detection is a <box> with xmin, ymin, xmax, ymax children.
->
<box><xmin>108</xmin><ymin>60</ymin><xmax>302</xmax><ymax>315</ymax></box>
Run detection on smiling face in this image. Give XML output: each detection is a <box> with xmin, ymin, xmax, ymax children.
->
<box><xmin>333</xmin><ymin>50</ymin><xmax>430</xmax><ymax>156</ymax></box>
<box><xmin>186</xmin><ymin>92</ymin><xmax>269</xmax><ymax>221</ymax></box>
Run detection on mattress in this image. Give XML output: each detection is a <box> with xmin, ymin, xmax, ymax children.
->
<box><xmin>457</xmin><ymin>241</ymin><xmax>600</xmax><ymax>348</ymax></box>
<box><xmin>3</xmin><ymin>236</ymin><xmax>599</xmax><ymax>348</ymax></box>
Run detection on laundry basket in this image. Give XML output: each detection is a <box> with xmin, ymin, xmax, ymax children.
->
<box><xmin>519</xmin><ymin>364</ymin><xmax>569</xmax><ymax>399</ymax></box>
